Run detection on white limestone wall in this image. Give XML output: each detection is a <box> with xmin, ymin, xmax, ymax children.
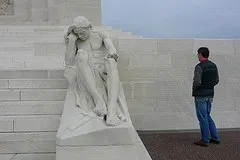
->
<box><xmin>0</xmin><ymin>70</ymin><xmax>67</xmax><ymax>160</ymax></box>
<box><xmin>0</xmin><ymin>0</ymin><xmax>101</xmax><ymax>25</ymax></box>
<box><xmin>116</xmin><ymin>38</ymin><xmax>240</xmax><ymax>131</ymax></box>
<box><xmin>0</xmin><ymin>26</ymin><xmax>139</xmax><ymax>159</ymax></box>
<box><xmin>1</xmin><ymin>26</ymin><xmax>240</xmax><ymax>158</ymax></box>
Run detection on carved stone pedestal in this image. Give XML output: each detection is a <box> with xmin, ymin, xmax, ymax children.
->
<box><xmin>56</xmin><ymin>83</ymin><xmax>152</xmax><ymax>160</ymax></box>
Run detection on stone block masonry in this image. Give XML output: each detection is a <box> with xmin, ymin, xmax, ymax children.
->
<box><xmin>0</xmin><ymin>70</ymin><xmax>67</xmax><ymax>159</ymax></box>
<box><xmin>0</xmin><ymin>0</ymin><xmax>101</xmax><ymax>25</ymax></box>
<box><xmin>1</xmin><ymin>25</ymin><xmax>240</xmax><ymax>159</ymax></box>
<box><xmin>117</xmin><ymin>37</ymin><xmax>240</xmax><ymax>131</ymax></box>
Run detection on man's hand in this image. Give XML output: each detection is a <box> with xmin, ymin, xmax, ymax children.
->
<box><xmin>107</xmin><ymin>53</ymin><xmax>119</xmax><ymax>61</ymax></box>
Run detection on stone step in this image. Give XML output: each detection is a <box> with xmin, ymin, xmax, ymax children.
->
<box><xmin>0</xmin><ymin>42</ymin><xmax>33</xmax><ymax>48</ymax></box>
<box><xmin>0</xmin><ymin>56</ymin><xmax>64</xmax><ymax>69</ymax></box>
<box><xmin>0</xmin><ymin>154</ymin><xmax>14</xmax><ymax>160</ymax></box>
<box><xmin>1</xmin><ymin>32</ymin><xmax>133</xmax><ymax>39</ymax></box>
<box><xmin>0</xmin><ymin>25</ymin><xmax>67</xmax><ymax>30</ymax></box>
<box><xmin>0</xmin><ymin>46</ymin><xmax>35</xmax><ymax>51</ymax></box>
<box><xmin>0</xmin><ymin>25</ymin><xmax>142</xmax><ymax>39</ymax></box>
<box><xmin>131</xmin><ymin>35</ymin><xmax>144</xmax><ymax>38</ymax></box>
<box><xmin>0</xmin><ymin>42</ymin><xmax>64</xmax><ymax>47</ymax></box>
<box><xmin>0</xmin><ymin>51</ymin><xmax>35</xmax><ymax>57</ymax></box>
<box><xmin>0</xmin><ymin>115</ymin><xmax>60</xmax><ymax>132</ymax></box>
<box><xmin>10</xmin><ymin>79</ymin><xmax>67</xmax><ymax>89</ymax></box>
<box><xmin>0</xmin><ymin>26</ymin><xmax>111</xmax><ymax>34</ymax></box>
<box><xmin>0</xmin><ymin>30</ymin><xmax>133</xmax><ymax>38</ymax></box>
<box><xmin>0</xmin><ymin>132</ymin><xmax>56</xmax><ymax>153</ymax></box>
<box><xmin>1</xmin><ymin>34</ymin><xmax>64</xmax><ymax>39</ymax></box>
<box><xmin>0</xmin><ymin>70</ymin><xmax>64</xmax><ymax>79</ymax></box>
<box><xmin>0</xmin><ymin>154</ymin><xmax>55</xmax><ymax>160</ymax></box>
<box><xmin>0</xmin><ymin>101</ymin><xmax>64</xmax><ymax>116</ymax></box>
<box><xmin>0</xmin><ymin>89</ymin><xmax>67</xmax><ymax>101</ymax></box>
<box><xmin>0</xmin><ymin>38</ymin><xmax>64</xmax><ymax>43</ymax></box>
<box><xmin>0</xmin><ymin>25</ymin><xmax>112</xmax><ymax>30</ymax></box>
<box><xmin>0</xmin><ymin>79</ymin><xmax>68</xmax><ymax>89</ymax></box>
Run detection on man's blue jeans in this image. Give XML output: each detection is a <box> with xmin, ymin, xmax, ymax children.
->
<box><xmin>194</xmin><ymin>97</ymin><xmax>219</xmax><ymax>143</ymax></box>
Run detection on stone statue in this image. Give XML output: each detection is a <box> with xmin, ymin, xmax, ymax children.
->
<box><xmin>64</xmin><ymin>16</ymin><xmax>126</xmax><ymax>126</ymax></box>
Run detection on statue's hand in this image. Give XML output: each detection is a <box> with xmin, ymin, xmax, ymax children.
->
<box><xmin>68</xmin><ymin>33</ymin><xmax>78</xmax><ymax>42</ymax></box>
<box><xmin>64</xmin><ymin>65</ymin><xmax>76</xmax><ymax>84</ymax></box>
<box><xmin>77</xmin><ymin>49</ymin><xmax>88</xmax><ymax>54</ymax></box>
<box><xmin>107</xmin><ymin>53</ymin><xmax>119</xmax><ymax>61</ymax></box>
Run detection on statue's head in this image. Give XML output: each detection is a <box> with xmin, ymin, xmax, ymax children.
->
<box><xmin>67</xmin><ymin>16</ymin><xmax>92</xmax><ymax>40</ymax></box>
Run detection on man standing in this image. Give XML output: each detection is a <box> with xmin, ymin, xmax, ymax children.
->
<box><xmin>192</xmin><ymin>47</ymin><xmax>220</xmax><ymax>147</ymax></box>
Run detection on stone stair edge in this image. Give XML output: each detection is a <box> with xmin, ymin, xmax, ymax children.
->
<box><xmin>0</xmin><ymin>25</ymin><xmax>143</xmax><ymax>37</ymax></box>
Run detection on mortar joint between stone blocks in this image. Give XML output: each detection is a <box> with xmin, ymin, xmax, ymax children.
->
<box><xmin>7</xmin><ymin>80</ymin><xmax>10</xmax><ymax>89</ymax></box>
<box><xmin>19</xmin><ymin>90</ymin><xmax>22</xmax><ymax>101</ymax></box>
<box><xmin>10</xmin><ymin>153</ymin><xmax>17</xmax><ymax>160</ymax></box>
<box><xmin>23</xmin><ymin>61</ymin><xmax>26</xmax><ymax>68</ymax></box>
<box><xmin>12</xmin><ymin>120</ymin><xmax>15</xmax><ymax>133</ymax></box>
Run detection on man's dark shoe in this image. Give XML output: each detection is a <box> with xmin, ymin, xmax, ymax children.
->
<box><xmin>194</xmin><ymin>140</ymin><xmax>209</xmax><ymax>147</ymax></box>
<box><xmin>209</xmin><ymin>138</ymin><xmax>220</xmax><ymax>144</ymax></box>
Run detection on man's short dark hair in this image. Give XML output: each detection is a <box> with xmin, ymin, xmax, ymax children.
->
<box><xmin>197</xmin><ymin>47</ymin><xmax>209</xmax><ymax>58</ymax></box>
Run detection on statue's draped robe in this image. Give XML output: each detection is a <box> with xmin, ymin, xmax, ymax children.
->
<box><xmin>63</xmin><ymin>32</ymin><xmax>127</xmax><ymax>129</ymax></box>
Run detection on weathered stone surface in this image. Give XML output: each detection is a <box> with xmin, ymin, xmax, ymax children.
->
<box><xmin>0</xmin><ymin>70</ymin><xmax>48</xmax><ymax>79</ymax></box>
<box><xmin>47</xmin><ymin>70</ymin><xmax>65</xmax><ymax>78</ymax></box>
<box><xmin>119</xmin><ymin>69</ymin><xmax>155</xmax><ymax>82</ymax></box>
<box><xmin>0</xmin><ymin>90</ymin><xmax>20</xmax><ymax>101</ymax></box>
<box><xmin>127</xmin><ymin>99</ymin><xmax>154</xmax><ymax>114</ymax></box>
<box><xmin>0</xmin><ymin>101</ymin><xmax>64</xmax><ymax>115</ymax></box>
<box><xmin>0</xmin><ymin>120</ymin><xmax>13</xmax><ymax>132</ymax></box>
<box><xmin>194</xmin><ymin>39</ymin><xmax>235</xmax><ymax>55</ymax></box>
<box><xmin>0</xmin><ymin>154</ymin><xmax>15</xmax><ymax>160</ymax></box>
<box><xmin>0</xmin><ymin>80</ymin><xmax>8</xmax><ymax>88</ymax></box>
<box><xmin>118</xmin><ymin>38</ymin><xmax>158</xmax><ymax>55</ymax></box>
<box><xmin>0</xmin><ymin>24</ymin><xmax>240</xmax><ymax>158</ymax></box>
<box><xmin>20</xmin><ymin>89</ymin><xmax>67</xmax><ymax>101</ymax></box>
<box><xmin>158</xmin><ymin>39</ymin><xmax>194</xmax><ymax>55</ymax></box>
<box><xmin>12</xmin><ymin>154</ymin><xmax>55</xmax><ymax>160</ymax></box>
<box><xmin>142</xmin><ymin>112</ymin><xmax>198</xmax><ymax>130</ymax></box>
<box><xmin>130</xmin><ymin>54</ymin><xmax>171</xmax><ymax>69</ymax></box>
<box><xmin>0</xmin><ymin>132</ymin><xmax>56</xmax><ymax>153</ymax></box>
<box><xmin>235</xmin><ymin>40</ymin><xmax>240</xmax><ymax>54</ymax></box>
<box><xmin>0</xmin><ymin>0</ymin><xmax>101</xmax><ymax>25</ymax></box>
<box><xmin>9</xmin><ymin>79</ymin><xmax>68</xmax><ymax>89</ymax></box>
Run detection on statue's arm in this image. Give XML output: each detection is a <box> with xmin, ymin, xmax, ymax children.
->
<box><xmin>65</xmin><ymin>33</ymin><xmax>78</xmax><ymax>66</ymax></box>
<box><xmin>101</xmin><ymin>32</ymin><xmax>119</xmax><ymax>61</ymax></box>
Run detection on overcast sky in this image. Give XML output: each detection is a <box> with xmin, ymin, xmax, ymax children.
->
<box><xmin>102</xmin><ymin>0</ymin><xmax>240</xmax><ymax>38</ymax></box>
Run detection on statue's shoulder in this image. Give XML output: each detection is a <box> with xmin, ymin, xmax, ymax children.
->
<box><xmin>92</xmin><ymin>30</ymin><xmax>110</xmax><ymax>40</ymax></box>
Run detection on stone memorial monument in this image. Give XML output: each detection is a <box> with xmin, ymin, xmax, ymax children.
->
<box><xmin>56</xmin><ymin>16</ymin><xmax>152</xmax><ymax>160</ymax></box>
<box><xmin>0</xmin><ymin>0</ymin><xmax>13</xmax><ymax>15</ymax></box>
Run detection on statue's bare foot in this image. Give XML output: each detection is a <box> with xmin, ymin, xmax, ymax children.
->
<box><xmin>93</xmin><ymin>99</ymin><xmax>107</xmax><ymax>116</ymax></box>
<box><xmin>116</xmin><ymin>108</ymin><xmax>126</xmax><ymax>122</ymax></box>
<box><xmin>106</xmin><ymin>111</ymin><xmax>121</xmax><ymax>126</ymax></box>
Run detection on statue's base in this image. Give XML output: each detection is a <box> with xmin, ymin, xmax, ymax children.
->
<box><xmin>56</xmin><ymin>83</ymin><xmax>151</xmax><ymax>160</ymax></box>
<box><xmin>56</xmin><ymin>130</ymin><xmax>151</xmax><ymax>160</ymax></box>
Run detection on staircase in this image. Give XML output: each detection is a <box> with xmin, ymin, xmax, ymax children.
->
<box><xmin>0</xmin><ymin>25</ymin><xmax>142</xmax><ymax>160</ymax></box>
<box><xmin>0</xmin><ymin>26</ymin><xmax>142</xmax><ymax>69</ymax></box>
<box><xmin>0</xmin><ymin>70</ymin><xmax>67</xmax><ymax>160</ymax></box>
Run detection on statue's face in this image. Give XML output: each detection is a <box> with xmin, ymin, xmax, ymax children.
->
<box><xmin>73</xmin><ymin>27</ymin><xmax>90</xmax><ymax>40</ymax></box>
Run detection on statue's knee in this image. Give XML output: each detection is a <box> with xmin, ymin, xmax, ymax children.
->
<box><xmin>106</xmin><ymin>58</ymin><xmax>117</xmax><ymax>72</ymax></box>
<box><xmin>107</xmin><ymin>58</ymin><xmax>117</xmax><ymax>67</ymax></box>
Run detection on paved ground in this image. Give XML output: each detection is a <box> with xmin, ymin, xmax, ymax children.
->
<box><xmin>139</xmin><ymin>130</ymin><xmax>240</xmax><ymax>160</ymax></box>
